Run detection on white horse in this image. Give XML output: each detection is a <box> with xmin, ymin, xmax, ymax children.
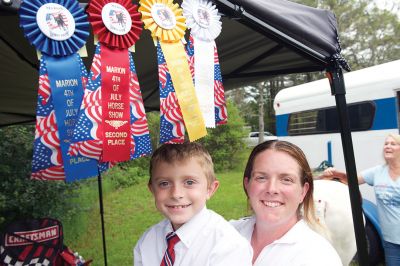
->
<box><xmin>313</xmin><ymin>179</ymin><xmax>359</xmax><ymax>266</ymax></box>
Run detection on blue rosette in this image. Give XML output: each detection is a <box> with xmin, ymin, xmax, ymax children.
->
<box><xmin>19</xmin><ymin>0</ymin><xmax>89</xmax><ymax>56</ymax></box>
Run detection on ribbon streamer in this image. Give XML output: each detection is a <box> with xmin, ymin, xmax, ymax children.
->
<box><xmin>19</xmin><ymin>0</ymin><xmax>99</xmax><ymax>182</ymax></box>
<box><xmin>140</xmin><ymin>0</ymin><xmax>207</xmax><ymax>142</ymax></box>
<box><xmin>30</xmin><ymin>55</ymin><xmax>100</xmax><ymax>182</ymax></box>
<box><xmin>213</xmin><ymin>44</ymin><xmax>228</xmax><ymax>125</ymax></box>
<box><xmin>72</xmin><ymin>0</ymin><xmax>152</xmax><ymax>162</ymax></box>
<box><xmin>71</xmin><ymin>44</ymin><xmax>152</xmax><ymax>162</ymax></box>
<box><xmin>157</xmin><ymin>42</ymin><xmax>186</xmax><ymax>144</ymax></box>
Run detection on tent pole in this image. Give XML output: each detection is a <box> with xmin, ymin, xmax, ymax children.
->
<box><xmin>327</xmin><ymin>65</ymin><xmax>369</xmax><ymax>266</ymax></box>
<box><xmin>97</xmin><ymin>171</ymin><xmax>108</xmax><ymax>266</ymax></box>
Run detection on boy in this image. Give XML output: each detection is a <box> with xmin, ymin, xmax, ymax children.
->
<box><xmin>134</xmin><ymin>142</ymin><xmax>253</xmax><ymax>266</ymax></box>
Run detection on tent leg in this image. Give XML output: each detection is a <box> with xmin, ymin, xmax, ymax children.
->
<box><xmin>327</xmin><ymin>66</ymin><xmax>369</xmax><ymax>266</ymax></box>
<box><xmin>97</xmin><ymin>172</ymin><xmax>108</xmax><ymax>266</ymax></box>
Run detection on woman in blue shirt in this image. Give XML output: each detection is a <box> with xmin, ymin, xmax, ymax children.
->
<box><xmin>323</xmin><ymin>133</ymin><xmax>400</xmax><ymax>266</ymax></box>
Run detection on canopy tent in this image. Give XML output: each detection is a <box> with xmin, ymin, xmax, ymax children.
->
<box><xmin>0</xmin><ymin>0</ymin><xmax>349</xmax><ymax>126</ymax></box>
<box><xmin>0</xmin><ymin>0</ymin><xmax>368</xmax><ymax>265</ymax></box>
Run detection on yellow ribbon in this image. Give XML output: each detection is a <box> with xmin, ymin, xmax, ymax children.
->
<box><xmin>139</xmin><ymin>0</ymin><xmax>207</xmax><ymax>141</ymax></box>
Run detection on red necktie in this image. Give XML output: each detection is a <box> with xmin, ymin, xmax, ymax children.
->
<box><xmin>160</xmin><ymin>232</ymin><xmax>180</xmax><ymax>266</ymax></box>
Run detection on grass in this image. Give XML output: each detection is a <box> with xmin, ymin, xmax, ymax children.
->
<box><xmin>62</xmin><ymin>169</ymin><xmax>249</xmax><ymax>265</ymax></box>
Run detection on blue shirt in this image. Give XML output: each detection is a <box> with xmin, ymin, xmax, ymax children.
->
<box><xmin>362</xmin><ymin>165</ymin><xmax>400</xmax><ymax>244</ymax></box>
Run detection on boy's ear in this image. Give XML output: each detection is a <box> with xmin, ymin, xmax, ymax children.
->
<box><xmin>148</xmin><ymin>183</ymin><xmax>154</xmax><ymax>194</ymax></box>
<box><xmin>206</xmin><ymin>180</ymin><xmax>220</xmax><ymax>200</ymax></box>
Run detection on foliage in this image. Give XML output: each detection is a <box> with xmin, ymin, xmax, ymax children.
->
<box><xmin>227</xmin><ymin>79</ymin><xmax>285</xmax><ymax>134</ymax></box>
<box><xmin>105</xmin><ymin>159</ymin><xmax>149</xmax><ymax>189</ymax></box>
<box><xmin>295</xmin><ymin>0</ymin><xmax>400</xmax><ymax>69</ymax></box>
<box><xmin>146</xmin><ymin>111</ymin><xmax>161</xmax><ymax>150</ymax></box>
<box><xmin>0</xmin><ymin>125</ymin><xmax>78</xmax><ymax>230</ymax></box>
<box><xmin>199</xmin><ymin>100</ymin><xmax>248</xmax><ymax>172</ymax></box>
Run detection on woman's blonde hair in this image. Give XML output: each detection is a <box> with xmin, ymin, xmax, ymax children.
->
<box><xmin>387</xmin><ymin>133</ymin><xmax>400</xmax><ymax>144</ymax></box>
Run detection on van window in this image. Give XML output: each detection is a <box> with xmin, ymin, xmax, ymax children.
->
<box><xmin>287</xmin><ymin>101</ymin><xmax>375</xmax><ymax>135</ymax></box>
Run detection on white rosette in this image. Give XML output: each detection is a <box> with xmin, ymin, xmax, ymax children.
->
<box><xmin>182</xmin><ymin>0</ymin><xmax>221</xmax><ymax>128</ymax></box>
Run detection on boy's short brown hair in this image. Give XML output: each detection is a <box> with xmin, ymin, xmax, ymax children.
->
<box><xmin>149</xmin><ymin>142</ymin><xmax>216</xmax><ymax>185</ymax></box>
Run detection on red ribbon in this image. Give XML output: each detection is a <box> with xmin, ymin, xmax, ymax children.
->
<box><xmin>101</xmin><ymin>45</ymin><xmax>131</xmax><ymax>161</ymax></box>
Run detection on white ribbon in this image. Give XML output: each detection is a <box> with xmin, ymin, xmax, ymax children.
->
<box><xmin>182</xmin><ymin>0</ymin><xmax>222</xmax><ymax>127</ymax></box>
<box><xmin>194</xmin><ymin>39</ymin><xmax>215</xmax><ymax>127</ymax></box>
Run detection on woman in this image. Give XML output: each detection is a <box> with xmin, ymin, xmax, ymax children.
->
<box><xmin>323</xmin><ymin>133</ymin><xmax>400</xmax><ymax>266</ymax></box>
<box><xmin>231</xmin><ymin>140</ymin><xmax>341</xmax><ymax>265</ymax></box>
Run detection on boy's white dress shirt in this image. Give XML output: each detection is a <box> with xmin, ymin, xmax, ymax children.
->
<box><xmin>230</xmin><ymin>216</ymin><xmax>343</xmax><ymax>266</ymax></box>
<box><xmin>134</xmin><ymin>207</ymin><xmax>253</xmax><ymax>266</ymax></box>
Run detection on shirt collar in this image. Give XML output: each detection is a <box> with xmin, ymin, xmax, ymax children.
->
<box><xmin>164</xmin><ymin>206</ymin><xmax>210</xmax><ymax>248</ymax></box>
<box><xmin>172</xmin><ymin>206</ymin><xmax>209</xmax><ymax>248</ymax></box>
<box><xmin>273</xmin><ymin>219</ymin><xmax>306</xmax><ymax>244</ymax></box>
<box><xmin>241</xmin><ymin>215</ymin><xmax>256</xmax><ymax>241</ymax></box>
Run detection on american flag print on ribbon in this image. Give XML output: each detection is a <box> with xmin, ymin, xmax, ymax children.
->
<box><xmin>213</xmin><ymin>44</ymin><xmax>228</xmax><ymax>125</ymax></box>
<box><xmin>31</xmin><ymin>56</ymin><xmax>89</xmax><ymax>181</ymax></box>
<box><xmin>71</xmin><ymin>44</ymin><xmax>152</xmax><ymax>162</ymax></box>
<box><xmin>158</xmin><ymin>41</ymin><xmax>186</xmax><ymax>144</ymax></box>
<box><xmin>186</xmin><ymin>37</ymin><xmax>195</xmax><ymax>81</ymax></box>
<box><xmin>185</xmin><ymin>36</ymin><xmax>228</xmax><ymax>126</ymax></box>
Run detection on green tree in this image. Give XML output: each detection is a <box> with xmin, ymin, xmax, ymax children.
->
<box><xmin>199</xmin><ymin>100</ymin><xmax>248</xmax><ymax>172</ymax></box>
<box><xmin>0</xmin><ymin>126</ymin><xmax>78</xmax><ymax>230</ymax></box>
<box><xmin>227</xmin><ymin>79</ymin><xmax>283</xmax><ymax>135</ymax></box>
<box><xmin>295</xmin><ymin>0</ymin><xmax>400</xmax><ymax>69</ymax></box>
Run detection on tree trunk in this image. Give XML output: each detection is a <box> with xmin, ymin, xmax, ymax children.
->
<box><xmin>257</xmin><ymin>82</ymin><xmax>265</xmax><ymax>144</ymax></box>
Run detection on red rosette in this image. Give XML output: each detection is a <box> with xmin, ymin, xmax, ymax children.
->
<box><xmin>87</xmin><ymin>0</ymin><xmax>142</xmax><ymax>48</ymax></box>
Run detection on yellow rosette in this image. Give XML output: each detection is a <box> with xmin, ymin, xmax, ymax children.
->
<box><xmin>139</xmin><ymin>0</ymin><xmax>207</xmax><ymax>141</ymax></box>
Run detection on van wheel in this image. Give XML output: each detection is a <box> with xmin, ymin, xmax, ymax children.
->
<box><xmin>352</xmin><ymin>220</ymin><xmax>384</xmax><ymax>265</ymax></box>
<box><xmin>365</xmin><ymin>220</ymin><xmax>384</xmax><ymax>265</ymax></box>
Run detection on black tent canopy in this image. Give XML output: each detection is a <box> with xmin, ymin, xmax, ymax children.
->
<box><xmin>0</xmin><ymin>0</ymin><xmax>367</xmax><ymax>264</ymax></box>
<box><xmin>0</xmin><ymin>0</ymin><xmax>349</xmax><ymax>126</ymax></box>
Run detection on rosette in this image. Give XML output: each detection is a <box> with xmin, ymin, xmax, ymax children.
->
<box><xmin>182</xmin><ymin>0</ymin><xmax>227</xmax><ymax>127</ymax></box>
<box><xmin>87</xmin><ymin>0</ymin><xmax>142</xmax><ymax>49</ymax></box>
<box><xmin>140</xmin><ymin>0</ymin><xmax>207</xmax><ymax>142</ymax></box>
<box><xmin>20</xmin><ymin>0</ymin><xmax>99</xmax><ymax>182</ymax></box>
<box><xmin>19</xmin><ymin>0</ymin><xmax>89</xmax><ymax>56</ymax></box>
<box><xmin>72</xmin><ymin>0</ymin><xmax>152</xmax><ymax>162</ymax></box>
<box><xmin>139</xmin><ymin>0</ymin><xmax>186</xmax><ymax>42</ymax></box>
<box><xmin>182</xmin><ymin>0</ymin><xmax>221</xmax><ymax>42</ymax></box>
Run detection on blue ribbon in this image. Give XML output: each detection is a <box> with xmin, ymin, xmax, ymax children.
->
<box><xmin>19</xmin><ymin>0</ymin><xmax>89</xmax><ymax>56</ymax></box>
<box><xmin>45</xmin><ymin>54</ymin><xmax>98</xmax><ymax>182</ymax></box>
